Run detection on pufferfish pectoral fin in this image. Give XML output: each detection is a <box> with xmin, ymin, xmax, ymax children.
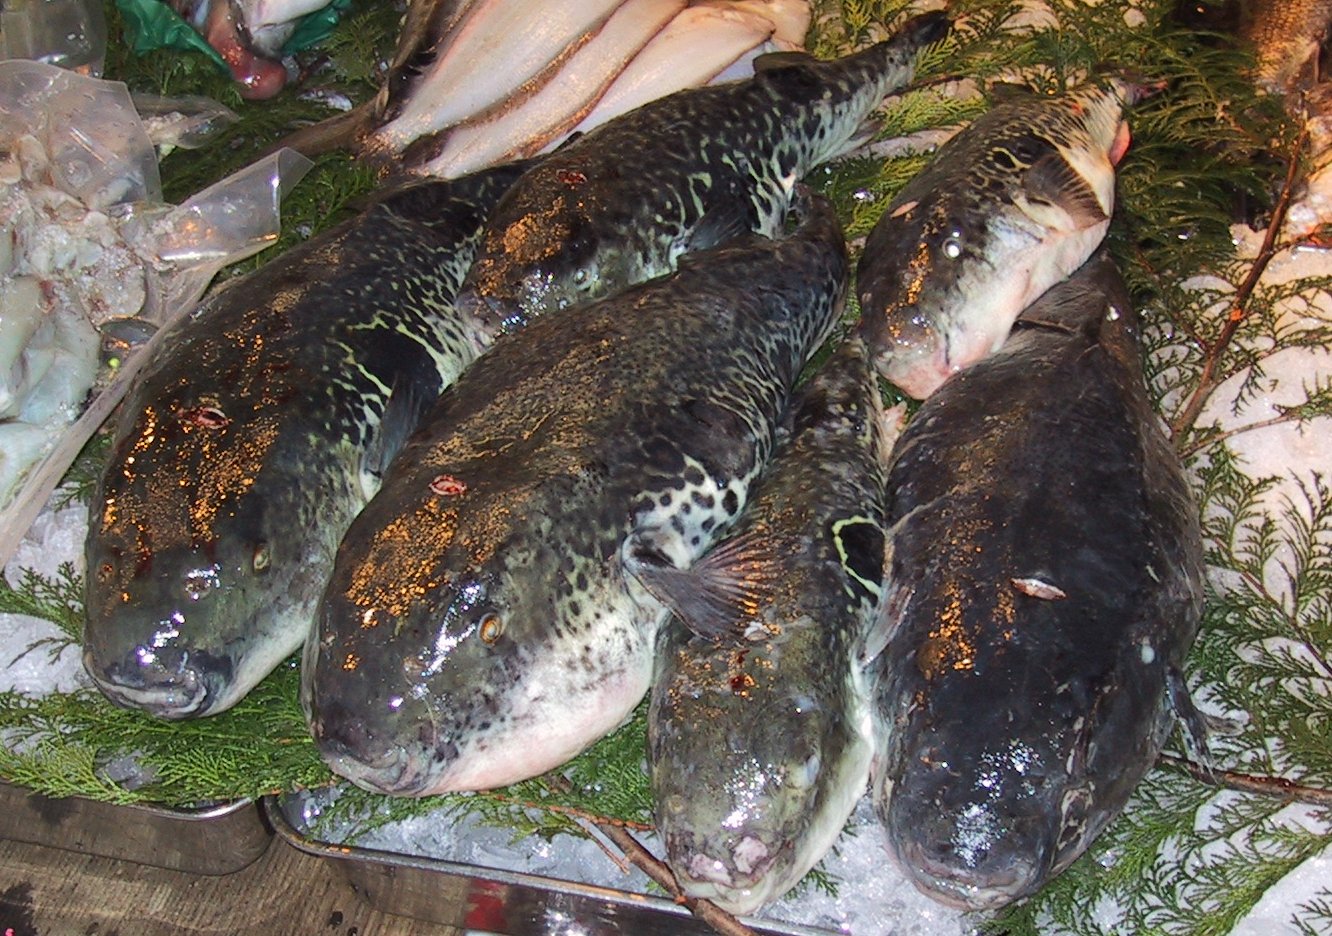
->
<box><xmin>1016</xmin><ymin>150</ymin><xmax>1110</xmax><ymax>232</ymax></box>
<box><xmin>1166</xmin><ymin>665</ymin><xmax>1215</xmax><ymax>774</ymax></box>
<box><xmin>358</xmin><ymin>371</ymin><xmax>433</xmax><ymax>501</ymax></box>
<box><xmin>623</xmin><ymin>528</ymin><xmax>772</xmax><ymax>641</ymax></box>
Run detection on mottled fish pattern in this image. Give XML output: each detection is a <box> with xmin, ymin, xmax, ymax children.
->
<box><xmin>304</xmin><ymin>191</ymin><xmax>849</xmax><ymax>797</ymax></box>
<box><xmin>642</xmin><ymin>334</ymin><xmax>890</xmax><ymax>915</ymax></box>
<box><xmin>855</xmin><ymin>78</ymin><xmax>1139</xmax><ymax>399</ymax></box>
<box><xmin>84</xmin><ymin>163</ymin><xmax>528</xmax><ymax>719</ymax></box>
<box><xmin>455</xmin><ymin>11</ymin><xmax>947</xmax><ymax>341</ymax></box>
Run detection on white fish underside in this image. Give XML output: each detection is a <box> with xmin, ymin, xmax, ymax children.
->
<box><xmin>567</xmin><ymin>4</ymin><xmax>779</xmax><ymax>135</ymax></box>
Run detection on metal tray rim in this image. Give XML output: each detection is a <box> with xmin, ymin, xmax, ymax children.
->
<box><xmin>261</xmin><ymin>795</ymin><xmax>838</xmax><ymax>935</ymax></box>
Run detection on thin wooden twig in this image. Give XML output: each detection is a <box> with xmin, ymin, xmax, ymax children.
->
<box><xmin>1169</xmin><ymin>125</ymin><xmax>1309</xmax><ymax>440</ymax></box>
<box><xmin>544</xmin><ymin>776</ymin><xmax>759</xmax><ymax>936</ymax></box>
<box><xmin>1177</xmin><ymin>411</ymin><xmax>1304</xmax><ymax>459</ymax></box>
<box><xmin>597</xmin><ymin>822</ymin><xmax>761</xmax><ymax>936</ymax></box>
<box><xmin>1159</xmin><ymin>752</ymin><xmax>1332</xmax><ymax>806</ymax></box>
<box><xmin>485</xmin><ymin>791</ymin><xmax>655</xmax><ymax>831</ymax></box>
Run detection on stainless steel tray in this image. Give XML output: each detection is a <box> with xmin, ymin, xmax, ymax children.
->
<box><xmin>264</xmin><ymin>795</ymin><xmax>837</xmax><ymax>936</ymax></box>
<box><xmin>1</xmin><ymin>780</ymin><xmax>272</xmax><ymax>874</ymax></box>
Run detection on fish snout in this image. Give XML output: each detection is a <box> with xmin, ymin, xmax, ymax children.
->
<box><xmin>664</xmin><ymin>828</ymin><xmax>786</xmax><ymax>915</ymax></box>
<box><xmin>309</xmin><ymin>699</ymin><xmax>448</xmax><ymax>797</ymax></box>
<box><xmin>877</xmin><ymin>338</ymin><xmax>956</xmax><ymax>400</ymax></box>
<box><xmin>888</xmin><ymin>801</ymin><xmax>1053</xmax><ymax>910</ymax></box>
<box><xmin>83</xmin><ymin>642</ymin><xmax>222</xmax><ymax>719</ymax></box>
<box><xmin>667</xmin><ymin>826</ymin><xmax>782</xmax><ymax>889</ymax></box>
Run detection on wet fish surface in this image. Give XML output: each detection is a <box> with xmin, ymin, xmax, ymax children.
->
<box><xmin>854</xmin><ymin>78</ymin><xmax>1140</xmax><ymax>399</ymax></box>
<box><xmin>455</xmin><ymin>11</ymin><xmax>947</xmax><ymax>342</ymax></box>
<box><xmin>304</xmin><ymin>191</ymin><xmax>848</xmax><ymax>797</ymax></box>
<box><xmin>1238</xmin><ymin>0</ymin><xmax>1332</xmax><ymax>93</ymax></box>
<box><xmin>865</xmin><ymin>253</ymin><xmax>1205</xmax><ymax>910</ymax></box>
<box><xmin>83</xmin><ymin>162</ymin><xmax>528</xmax><ymax>719</ymax></box>
<box><xmin>642</xmin><ymin>334</ymin><xmax>889</xmax><ymax>915</ymax></box>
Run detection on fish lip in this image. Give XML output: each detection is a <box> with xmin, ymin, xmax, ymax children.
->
<box><xmin>668</xmin><ymin>833</ymin><xmax>788</xmax><ymax>907</ymax></box>
<box><xmin>892</xmin><ymin>835</ymin><xmax>1040</xmax><ymax>911</ymax></box>
<box><xmin>84</xmin><ymin>649</ymin><xmax>212</xmax><ymax>719</ymax></box>
<box><xmin>317</xmin><ymin>738</ymin><xmax>434</xmax><ymax>796</ymax></box>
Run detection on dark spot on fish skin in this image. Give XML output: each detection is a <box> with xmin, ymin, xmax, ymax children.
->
<box><xmin>659</xmin><ymin>492</ymin><xmax>673</xmax><ymax>506</ymax></box>
<box><xmin>327</xmin><ymin>911</ymin><xmax>344</xmax><ymax>927</ymax></box>
<box><xmin>723</xmin><ymin>490</ymin><xmax>740</xmax><ymax>515</ymax></box>
<box><xmin>692</xmin><ymin>491</ymin><xmax>715</xmax><ymax>509</ymax></box>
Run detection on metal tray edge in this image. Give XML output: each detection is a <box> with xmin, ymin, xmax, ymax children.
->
<box><xmin>0</xmin><ymin>780</ymin><xmax>272</xmax><ymax>874</ymax></box>
<box><xmin>262</xmin><ymin>795</ymin><xmax>838</xmax><ymax>936</ymax></box>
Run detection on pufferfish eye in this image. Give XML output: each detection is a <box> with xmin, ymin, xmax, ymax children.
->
<box><xmin>479</xmin><ymin>611</ymin><xmax>504</xmax><ymax>644</ymax></box>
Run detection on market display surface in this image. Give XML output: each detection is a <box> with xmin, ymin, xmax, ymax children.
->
<box><xmin>3</xmin><ymin>0</ymin><xmax>1332</xmax><ymax>934</ymax></box>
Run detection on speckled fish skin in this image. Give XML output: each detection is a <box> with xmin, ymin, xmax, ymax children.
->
<box><xmin>866</xmin><ymin>253</ymin><xmax>1204</xmax><ymax>910</ymax></box>
<box><xmin>855</xmin><ymin>78</ymin><xmax>1138</xmax><ymax>399</ymax></box>
<box><xmin>644</xmin><ymin>334</ymin><xmax>888</xmax><ymax>915</ymax></box>
<box><xmin>83</xmin><ymin>163</ymin><xmax>528</xmax><ymax>720</ymax></box>
<box><xmin>304</xmin><ymin>191</ymin><xmax>848</xmax><ymax>797</ymax></box>
<box><xmin>1238</xmin><ymin>0</ymin><xmax>1332</xmax><ymax>93</ymax></box>
<box><xmin>454</xmin><ymin>11</ymin><xmax>947</xmax><ymax>343</ymax></box>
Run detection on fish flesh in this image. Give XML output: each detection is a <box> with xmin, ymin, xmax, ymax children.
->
<box><xmin>304</xmin><ymin>189</ymin><xmax>848</xmax><ymax>796</ymax></box>
<box><xmin>411</xmin><ymin>0</ymin><xmax>688</xmax><ymax>179</ymax></box>
<box><xmin>854</xmin><ymin>78</ymin><xmax>1142</xmax><ymax>399</ymax></box>
<box><xmin>457</xmin><ymin>11</ymin><xmax>948</xmax><ymax>342</ymax></box>
<box><xmin>372</xmin><ymin>0</ymin><xmax>627</xmax><ymax>156</ymax></box>
<box><xmin>273</xmin><ymin>0</ymin><xmax>813</xmax><ymax>171</ymax></box>
<box><xmin>642</xmin><ymin>334</ymin><xmax>889</xmax><ymax>915</ymax></box>
<box><xmin>237</xmin><ymin>0</ymin><xmax>335</xmax><ymax>56</ymax></box>
<box><xmin>865</xmin><ymin>253</ymin><xmax>1206</xmax><ymax>910</ymax></box>
<box><xmin>167</xmin><ymin>0</ymin><xmax>294</xmax><ymax>99</ymax></box>
<box><xmin>83</xmin><ymin>161</ymin><xmax>529</xmax><ymax>719</ymax></box>
<box><xmin>559</xmin><ymin>1</ymin><xmax>796</xmax><ymax>137</ymax></box>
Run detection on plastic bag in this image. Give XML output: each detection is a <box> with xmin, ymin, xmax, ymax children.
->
<box><xmin>0</xmin><ymin>61</ymin><xmax>312</xmax><ymax>565</ymax></box>
<box><xmin>0</xmin><ymin>58</ymin><xmax>160</xmax><ymax>208</ymax></box>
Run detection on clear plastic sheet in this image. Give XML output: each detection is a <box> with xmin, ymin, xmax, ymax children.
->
<box><xmin>0</xmin><ymin>60</ymin><xmax>312</xmax><ymax>567</ymax></box>
<box><xmin>0</xmin><ymin>58</ymin><xmax>159</xmax><ymax>208</ymax></box>
<box><xmin>0</xmin><ymin>0</ymin><xmax>108</xmax><ymax>76</ymax></box>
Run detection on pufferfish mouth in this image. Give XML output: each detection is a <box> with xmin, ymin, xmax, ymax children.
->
<box><xmin>893</xmin><ymin>835</ymin><xmax>1048</xmax><ymax>911</ymax></box>
<box><xmin>673</xmin><ymin>832</ymin><xmax>788</xmax><ymax>890</ymax></box>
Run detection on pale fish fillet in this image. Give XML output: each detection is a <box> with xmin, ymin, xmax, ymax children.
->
<box><xmin>707</xmin><ymin>38</ymin><xmax>780</xmax><ymax>83</ymax></box>
<box><xmin>372</xmin><ymin>0</ymin><xmax>625</xmax><ymax>153</ymax></box>
<box><xmin>725</xmin><ymin>0</ymin><xmax>810</xmax><ymax>49</ymax></box>
<box><xmin>416</xmin><ymin>0</ymin><xmax>686</xmax><ymax>178</ymax></box>
<box><xmin>562</xmin><ymin>2</ymin><xmax>778</xmax><ymax>137</ymax></box>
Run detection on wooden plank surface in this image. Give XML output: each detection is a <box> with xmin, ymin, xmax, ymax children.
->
<box><xmin>0</xmin><ymin>834</ymin><xmax>464</xmax><ymax>935</ymax></box>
